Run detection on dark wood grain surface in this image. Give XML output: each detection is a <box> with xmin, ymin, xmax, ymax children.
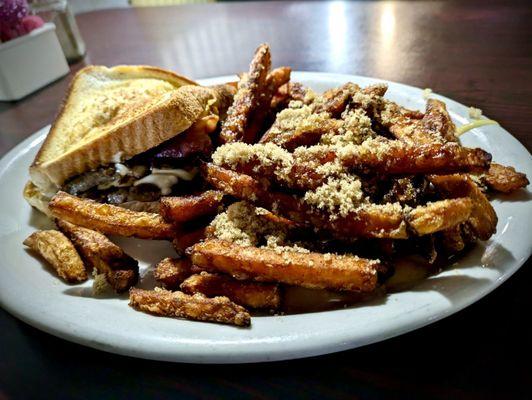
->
<box><xmin>0</xmin><ymin>1</ymin><xmax>531</xmax><ymax>399</ymax></box>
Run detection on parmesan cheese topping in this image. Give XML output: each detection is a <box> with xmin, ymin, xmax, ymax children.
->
<box><xmin>210</xmin><ymin>201</ymin><xmax>310</xmax><ymax>253</ymax></box>
<box><xmin>468</xmin><ymin>107</ymin><xmax>483</xmax><ymax>119</ymax></box>
<box><xmin>303</xmin><ymin>174</ymin><xmax>366</xmax><ymax>219</ymax></box>
<box><xmin>212</xmin><ymin>142</ymin><xmax>292</xmax><ymax>170</ymax></box>
<box><xmin>320</xmin><ymin>109</ymin><xmax>375</xmax><ymax>146</ymax></box>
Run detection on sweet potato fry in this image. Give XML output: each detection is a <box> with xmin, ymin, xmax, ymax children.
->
<box><xmin>379</xmin><ymin>99</ymin><xmax>453</xmax><ymax>144</ymax></box>
<box><xmin>56</xmin><ymin>219</ymin><xmax>138</xmax><ymax>292</ymax></box>
<box><xmin>23</xmin><ymin>230</ymin><xmax>88</xmax><ymax>283</ymax></box>
<box><xmin>129</xmin><ymin>288</ymin><xmax>251</xmax><ymax>327</ymax></box>
<box><xmin>160</xmin><ymin>191</ymin><xmax>224</xmax><ymax>224</ymax></box>
<box><xmin>419</xmin><ymin>99</ymin><xmax>457</xmax><ymax>143</ymax></box>
<box><xmin>204</xmin><ymin>164</ymin><xmax>408</xmax><ymax>239</ymax></box>
<box><xmin>153</xmin><ymin>257</ymin><xmax>193</xmax><ymax>290</ymax></box>
<box><xmin>261</xmin><ymin>83</ymin><xmax>388</xmax><ymax>149</ymax></box>
<box><xmin>270</xmin><ymin>81</ymin><xmax>307</xmax><ymax>112</ymax></box>
<box><xmin>172</xmin><ymin>226</ymin><xmax>208</xmax><ymax>255</ymax></box>
<box><xmin>49</xmin><ymin>191</ymin><xmax>174</xmax><ymax>239</ymax></box>
<box><xmin>213</xmin><ymin>140</ymin><xmax>491</xmax><ymax>192</ymax></box>
<box><xmin>181</xmin><ymin>271</ymin><xmax>281</xmax><ymax>309</ymax></box>
<box><xmin>481</xmin><ymin>163</ymin><xmax>529</xmax><ymax>193</ymax></box>
<box><xmin>219</xmin><ymin>43</ymin><xmax>271</xmax><ymax>143</ymax></box>
<box><xmin>189</xmin><ymin>239</ymin><xmax>380</xmax><ymax>292</ymax></box>
<box><xmin>407</xmin><ymin>198</ymin><xmax>473</xmax><ymax>236</ymax></box>
<box><xmin>313</xmin><ymin>82</ymin><xmax>360</xmax><ymax>117</ymax></box>
<box><xmin>260</xmin><ymin>116</ymin><xmax>342</xmax><ymax>151</ymax></box>
<box><xmin>439</xmin><ymin>224</ymin><xmax>466</xmax><ymax>254</ymax></box>
<box><xmin>337</xmin><ymin>140</ymin><xmax>491</xmax><ymax>175</ymax></box>
<box><xmin>429</xmin><ymin>174</ymin><xmax>497</xmax><ymax>240</ymax></box>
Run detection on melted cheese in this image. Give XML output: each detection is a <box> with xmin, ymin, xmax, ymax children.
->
<box><xmin>133</xmin><ymin>168</ymin><xmax>198</xmax><ymax>195</ymax></box>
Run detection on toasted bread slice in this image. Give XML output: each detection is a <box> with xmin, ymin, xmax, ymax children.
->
<box><xmin>29</xmin><ymin>65</ymin><xmax>220</xmax><ymax>194</ymax></box>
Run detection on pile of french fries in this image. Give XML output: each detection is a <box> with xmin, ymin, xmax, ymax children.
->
<box><xmin>24</xmin><ymin>44</ymin><xmax>529</xmax><ymax>327</ymax></box>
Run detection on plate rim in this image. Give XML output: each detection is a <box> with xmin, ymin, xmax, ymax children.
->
<box><xmin>0</xmin><ymin>72</ymin><xmax>530</xmax><ymax>364</ymax></box>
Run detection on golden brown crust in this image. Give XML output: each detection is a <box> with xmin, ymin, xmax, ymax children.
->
<box><xmin>189</xmin><ymin>239</ymin><xmax>379</xmax><ymax>292</ymax></box>
<box><xmin>214</xmin><ymin>141</ymin><xmax>491</xmax><ymax>192</ymax></box>
<box><xmin>313</xmin><ymin>82</ymin><xmax>360</xmax><ymax>117</ymax></box>
<box><xmin>439</xmin><ymin>224</ymin><xmax>466</xmax><ymax>254</ymax></box>
<box><xmin>153</xmin><ymin>257</ymin><xmax>193</xmax><ymax>290</ymax></box>
<box><xmin>407</xmin><ymin>198</ymin><xmax>473</xmax><ymax>236</ymax></box>
<box><xmin>180</xmin><ymin>271</ymin><xmax>281</xmax><ymax>310</ymax></box>
<box><xmin>160</xmin><ymin>191</ymin><xmax>224</xmax><ymax>224</ymax></box>
<box><xmin>204</xmin><ymin>164</ymin><xmax>408</xmax><ymax>239</ymax></box>
<box><xmin>129</xmin><ymin>288</ymin><xmax>251</xmax><ymax>327</ymax></box>
<box><xmin>23</xmin><ymin>230</ymin><xmax>88</xmax><ymax>283</ymax></box>
<box><xmin>481</xmin><ymin>163</ymin><xmax>529</xmax><ymax>193</ymax></box>
<box><xmin>379</xmin><ymin>99</ymin><xmax>453</xmax><ymax>144</ymax></box>
<box><xmin>429</xmin><ymin>174</ymin><xmax>498</xmax><ymax>240</ymax></box>
<box><xmin>172</xmin><ymin>226</ymin><xmax>208</xmax><ymax>255</ymax></box>
<box><xmin>420</xmin><ymin>99</ymin><xmax>457</xmax><ymax>143</ymax></box>
<box><xmin>49</xmin><ymin>191</ymin><xmax>174</xmax><ymax>239</ymax></box>
<box><xmin>219</xmin><ymin>44</ymin><xmax>272</xmax><ymax>143</ymax></box>
<box><xmin>56</xmin><ymin>219</ymin><xmax>138</xmax><ymax>292</ymax></box>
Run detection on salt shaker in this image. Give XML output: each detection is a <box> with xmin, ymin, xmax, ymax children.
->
<box><xmin>29</xmin><ymin>0</ymin><xmax>85</xmax><ymax>62</ymax></box>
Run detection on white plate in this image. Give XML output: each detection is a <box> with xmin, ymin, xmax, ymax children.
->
<box><xmin>0</xmin><ymin>72</ymin><xmax>531</xmax><ymax>364</ymax></box>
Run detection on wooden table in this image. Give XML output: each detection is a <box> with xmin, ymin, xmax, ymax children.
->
<box><xmin>1</xmin><ymin>1</ymin><xmax>530</xmax><ymax>398</ymax></box>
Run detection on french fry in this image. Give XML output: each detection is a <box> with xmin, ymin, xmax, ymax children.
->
<box><xmin>429</xmin><ymin>174</ymin><xmax>497</xmax><ymax>240</ymax></box>
<box><xmin>204</xmin><ymin>163</ymin><xmax>408</xmax><ymax>239</ymax></box>
<box><xmin>219</xmin><ymin>44</ymin><xmax>271</xmax><ymax>143</ymax></box>
<box><xmin>206</xmin><ymin>163</ymin><xmax>478</xmax><ymax>240</ymax></box>
<box><xmin>160</xmin><ymin>191</ymin><xmax>224</xmax><ymax>224</ymax></box>
<box><xmin>270</xmin><ymin>81</ymin><xmax>307</xmax><ymax>112</ymax></box>
<box><xmin>180</xmin><ymin>271</ymin><xmax>281</xmax><ymax>309</ymax></box>
<box><xmin>189</xmin><ymin>239</ymin><xmax>380</xmax><ymax>292</ymax></box>
<box><xmin>129</xmin><ymin>288</ymin><xmax>251</xmax><ymax>327</ymax></box>
<box><xmin>379</xmin><ymin>99</ymin><xmax>451</xmax><ymax>144</ymax></box>
<box><xmin>172</xmin><ymin>226</ymin><xmax>208</xmax><ymax>255</ymax></box>
<box><xmin>407</xmin><ymin>198</ymin><xmax>473</xmax><ymax>236</ymax></box>
<box><xmin>49</xmin><ymin>191</ymin><xmax>174</xmax><ymax>239</ymax></box>
<box><xmin>153</xmin><ymin>257</ymin><xmax>193</xmax><ymax>290</ymax></box>
<box><xmin>23</xmin><ymin>230</ymin><xmax>88</xmax><ymax>283</ymax></box>
<box><xmin>56</xmin><ymin>219</ymin><xmax>138</xmax><ymax>292</ymax></box>
<box><xmin>260</xmin><ymin>117</ymin><xmax>342</xmax><ymax>152</ymax></box>
<box><xmin>213</xmin><ymin>140</ymin><xmax>491</xmax><ymax>192</ymax></box>
<box><xmin>439</xmin><ymin>224</ymin><xmax>466</xmax><ymax>254</ymax></box>
<box><xmin>419</xmin><ymin>99</ymin><xmax>458</xmax><ymax>143</ymax></box>
<box><xmin>313</xmin><ymin>82</ymin><xmax>360</xmax><ymax>117</ymax></box>
<box><xmin>481</xmin><ymin>163</ymin><xmax>529</xmax><ymax>193</ymax></box>
<box><xmin>261</xmin><ymin>83</ymin><xmax>388</xmax><ymax>149</ymax></box>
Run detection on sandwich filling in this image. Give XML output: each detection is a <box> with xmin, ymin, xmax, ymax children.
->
<box><xmin>61</xmin><ymin>114</ymin><xmax>218</xmax><ymax>208</ymax></box>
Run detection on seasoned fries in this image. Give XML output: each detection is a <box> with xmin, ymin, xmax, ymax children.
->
<box><xmin>56</xmin><ymin>219</ymin><xmax>138</xmax><ymax>292</ymax></box>
<box><xmin>189</xmin><ymin>239</ymin><xmax>380</xmax><ymax>292</ymax></box>
<box><xmin>49</xmin><ymin>191</ymin><xmax>174</xmax><ymax>239</ymax></box>
<box><xmin>153</xmin><ymin>257</ymin><xmax>193</xmax><ymax>290</ymax></box>
<box><xmin>129</xmin><ymin>288</ymin><xmax>251</xmax><ymax>327</ymax></box>
<box><xmin>429</xmin><ymin>174</ymin><xmax>497</xmax><ymax>240</ymax></box>
<box><xmin>219</xmin><ymin>44</ymin><xmax>271</xmax><ymax>144</ymax></box>
<box><xmin>22</xmin><ymin>43</ymin><xmax>529</xmax><ymax>329</ymax></box>
<box><xmin>181</xmin><ymin>271</ymin><xmax>281</xmax><ymax>309</ymax></box>
<box><xmin>481</xmin><ymin>163</ymin><xmax>529</xmax><ymax>193</ymax></box>
<box><xmin>160</xmin><ymin>191</ymin><xmax>224</xmax><ymax>224</ymax></box>
<box><xmin>24</xmin><ymin>230</ymin><xmax>88</xmax><ymax>283</ymax></box>
<box><xmin>212</xmin><ymin>140</ymin><xmax>491</xmax><ymax>192</ymax></box>
<box><xmin>407</xmin><ymin>198</ymin><xmax>472</xmax><ymax>236</ymax></box>
<box><xmin>172</xmin><ymin>226</ymin><xmax>208</xmax><ymax>255</ymax></box>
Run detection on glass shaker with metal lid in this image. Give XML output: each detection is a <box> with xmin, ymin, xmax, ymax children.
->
<box><xmin>29</xmin><ymin>0</ymin><xmax>85</xmax><ymax>62</ymax></box>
